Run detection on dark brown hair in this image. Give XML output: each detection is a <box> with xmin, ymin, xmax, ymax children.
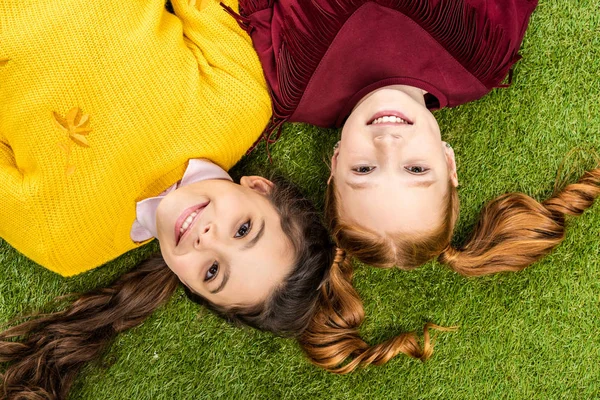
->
<box><xmin>326</xmin><ymin>168</ymin><xmax>600</xmax><ymax>276</ymax></box>
<box><xmin>0</xmin><ymin>257</ymin><xmax>179</xmax><ymax>400</ymax></box>
<box><xmin>185</xmin><ymin>176</ymin><xmax>334</xmax><ymax>337</ymax></box>
<box><xmin>0</xmin><ymin>177</ymin><xmax>332</xmax><ymax>399</ymax></box>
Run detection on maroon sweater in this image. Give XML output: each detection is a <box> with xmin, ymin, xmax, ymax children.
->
<box><xmin>226</xmin><ymin>0</ymin><xmax>538</xmax><ymax>139</ymax></box>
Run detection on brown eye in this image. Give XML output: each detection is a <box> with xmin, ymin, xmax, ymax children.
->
<box><xmin>234</xmin><ymin>221</ymin><xmax>251</xmax><ymax>238</ymax></box>
<box><xmin>205</xmin><ymin>261</ymin><xmax>219</xmax><ymax>281</ymax></box>
<box><xmin>405</xmin><ymin>166</ymin><xmax>428</xmax><ymax>174</ymax></box>
<box><xmin>352</xmin><ymin>166</ymin><xmax>375</xmax><ymax>174</ymax></box>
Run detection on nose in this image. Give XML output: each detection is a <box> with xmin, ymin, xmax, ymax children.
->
<box><xmin>373</xmin><ymin>132</ymin><xmax>402</xmax><ymax>148</ymax></box>
<box><xmin>193</xmin><ymin>222</ymin><xmax>215</xmax><ymax>250</ymax></box>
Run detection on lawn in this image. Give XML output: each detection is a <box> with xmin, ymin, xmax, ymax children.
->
<box><xmin>2</xmin><ymin>0</ymin><xmax>600</xmax><ymax>398</ymax></box>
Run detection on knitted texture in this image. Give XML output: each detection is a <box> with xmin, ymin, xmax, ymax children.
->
<box><xmin>0</xmin><ymin>0</ymin><xmax>271</xmax><ymax>276</ymax></box>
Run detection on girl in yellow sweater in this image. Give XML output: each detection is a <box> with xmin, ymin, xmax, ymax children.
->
<box><xmin>0</xmin><ymin>0</ymin><xmax>332</xmax><ymax>397</ymax></box>
<box><xmin>0</xmin><ymin>0</ymin><xmax>272</xmax><ymax>277</ymax></box>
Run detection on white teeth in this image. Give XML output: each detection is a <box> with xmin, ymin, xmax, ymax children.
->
<box><xmin>179</xmin><ymin>211</ymin><xmax>199</xmax><ymax>235</ymax></box>
<box><xmin>370</xmin><ymin>115</ymin><xmax>408</xmax><ymax>125</ymax></box>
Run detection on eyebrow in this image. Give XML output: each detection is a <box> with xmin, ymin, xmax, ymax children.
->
<box><xmin>345</xmin><ymin>179</ymin><xmax>435</xmax><ymax>190</ymax></box>
<box><xmin>209</xmin><ymin>266</ymin><xmax>230</xmax><ymax>294</ymax></box>
<box><xmin>408</xmin><ymin>179</ymin><xmax>436</xmax><ymax>188</ymax></box>
<box><xmin>243</xmin><ymin>219</ymin><xmax>265</xmax><ymax>250</ymax></box>
<box><xmin>345</xmin><ymin>180</ymin><xmax>373</xmax><ymax>190</ymax></box>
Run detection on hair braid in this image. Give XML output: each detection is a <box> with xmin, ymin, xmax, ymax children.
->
<box><xmin>440</xmin><ymin>168</ymin><xmax>600</xmax><ymax>276</ymax></box>
<box><xmin>299</xmin><ymin>248</ymin><xmax>441</xmax><ymax>374</ymax></box>
<box><xmin>0</xmin><ymin>256</ymin><xmax>179</xmax><ymax>400</ymax></box>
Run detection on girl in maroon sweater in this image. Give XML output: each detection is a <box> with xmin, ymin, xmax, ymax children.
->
<box><xmin>227</xmin><ymin>0</ymin><xmax>539</xmax><ymax>267</ymax></box>
<box><xmin>229</xmin><ymin>0</ymin><xmax>599</xmax><ymax>273</ymax></box>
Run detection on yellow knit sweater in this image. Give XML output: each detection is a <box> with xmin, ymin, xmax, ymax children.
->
<box><xmin>0</xmin><ymin>0</ymin><xmax>271</xmax><ymax>276</ymax></box>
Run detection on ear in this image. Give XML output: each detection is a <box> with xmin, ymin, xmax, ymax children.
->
<box><xmin>240</xmin><ymin>176</ymin><xmax>274</xmax><ymax>195</ymax></box>
<box><xmin>443</xmin><ymin>142</ymin><xmax>459</xmax><ymax>187</ymax></box>
<box><xmin>328</xmin><ymin>143</ymin><xmax>341</xmax><ymax>185</ymax></box>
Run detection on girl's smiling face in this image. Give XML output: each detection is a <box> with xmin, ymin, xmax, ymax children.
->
<box><xmin>330</xmin><ymin>85</ymin><xmax>459</xmax><ymax>236</ymax></box>
<box><xmin>156</xmin><ymin>177</ymin><xmax>295</xmax><ymax>307</ymax></box>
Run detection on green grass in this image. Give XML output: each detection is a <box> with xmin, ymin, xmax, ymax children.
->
<box><xmin>2</xmin><ymin>1</ymin><xmax>600</xmax><ymax>398</ymax></box>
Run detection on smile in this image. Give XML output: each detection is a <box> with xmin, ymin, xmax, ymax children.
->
<box><xmin>367</xmin><ymin>111</ymin><xmax>413</xmax><ymax>125</ymax></box>
<box><xmin>175</xmin><ymin>202</ymin><xmax>209</xmax><ymax>246</ymax></box>
<box><xmin>370</xmin><ymin>115</ymin><xmax>409</xmax><ymax>125</ymax></box>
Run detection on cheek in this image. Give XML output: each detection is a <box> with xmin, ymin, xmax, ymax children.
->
<box><xmin>340</xmin><ymin>121</ymin><xmax>363</xmax><ymax>144</ymax></box>
<box><xmin>158</xmin><ymin>242</ymin><xmax>179</xmax><ymax>275</ymax></box>
<box><xmin>155</xmin><ymin>213</ymin><xmax>170</xmax><ymax>242</ymax></box>
<box><xmin>159</xmin><ymin>242</ymin><xmax>191</xmax><ymax>279</ymax></box>
<box><xmin>338</xmin><ymin>132</ymin><xmax>372</xmax><ymax>165</ymax></box>
<box><xmin>340</xmin><ymin>108</ymin><xmax>368</xmax><ymax>143</ymax></box>
<box><xmin>422</xmin><ymin>116</ymin><xmax>441</xmax><ymax>138</ymax></box>
<box><xmin>166</xmin><ymin>256</ymin><xmax>199</xmax><ymax>287</ymax></box>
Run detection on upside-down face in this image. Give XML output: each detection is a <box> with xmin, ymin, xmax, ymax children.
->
<box><xmin>330</xmin><ymin>85</ymin><xmax>459</xmax><ymax>237</ymax></box>
<box><xmin>156</xmin><ymin>177</ymin><xmax>295</xmax><ymax>307</ymax></box>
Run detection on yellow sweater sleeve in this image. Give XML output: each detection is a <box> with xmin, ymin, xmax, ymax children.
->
<box><xmin>0</xmin><ymin>138</ymin><xmax>24</xmax><ymax>222</ymax></box>
<box><xmin>0</xmin><ymin>139</ymin><xmax>19</xmax><ymax>187</ymax></box>
<box><xmin>171</xmin><ymin>0</ymin><xmax>267</xmax><ymax>89</ymax></box>
<box><xmin>0</xmin><ymin>136</ymin><xmax>41</xmax><ymax>262</ymax></box>
<box><xmin>0</xmin><ymin>0</ymin><xmax>271</xmax><ymax>276</ymax></box>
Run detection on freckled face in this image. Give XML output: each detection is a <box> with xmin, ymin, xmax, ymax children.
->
<box><xmin>331</xmin><ymin>85</ymin><xmax>458</xmax><ymax>235</ymax></box>
<box><xmin>155</xmin><ymin>178</ymin><xmax>295</xmax><ymax>307</ymax></box>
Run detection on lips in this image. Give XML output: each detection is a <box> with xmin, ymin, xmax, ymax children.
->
<box><xmin>174</xmin><ymin>202</ymin><xmax>209</xmax><ymax>246</ymax></box>
<box><xmin>367</xmin><ymin>110</ymin><xmax>413</xmax><ymax>125</ymax></box>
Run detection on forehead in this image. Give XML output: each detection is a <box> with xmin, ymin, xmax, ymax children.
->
<box><xmin>337</xmin><ymin>179</ymin><xmax>448</xmax><ymax>234</ymax></box>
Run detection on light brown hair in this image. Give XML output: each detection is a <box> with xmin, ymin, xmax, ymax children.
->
<box><xmin>299</xmin><ymin>247</ymin><xmax>444</xmax><ymax>374</ymax></box>
<box><xmin>326</xmin><ymin>168</ymin><xmax>600</xmax><ymax>276</ymax></box>
<box><xmin>325</xmin><ymin>178</ymin><xmax>459</xmax><ymax>269</ymax></box>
